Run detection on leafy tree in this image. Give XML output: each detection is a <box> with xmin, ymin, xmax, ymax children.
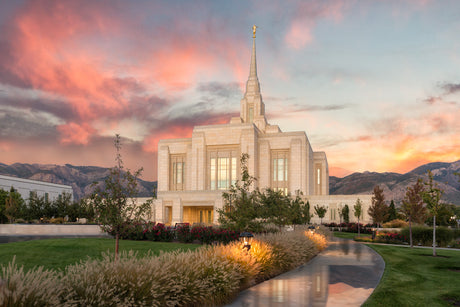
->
<box><xmin>387</xmin><ymin>200</ymin><xmax>398</xmax><ymax>222</ymax></box>
<box><xmin>89</xmin><ymin>134</ymin><xmax>152</xmax><ymax>260</ymax></box>
<box><xmin>259</xmin><ymin>188</ymin><xmax>290</xmax><ymax>230</ymax></box>
<box><xmin>314</xmin><ymin>204</ymin><xmax>327</xmax><ymax>224</ymax></box>
<box><xmin>288</xmin><ymin>191</ymin><xmax>310</xmax><ymax>227</ymax></box>
<box><xmin>4</xmin><ymin>188</ymin><xmax>25</xmax><ymax>223</ymax></box>
<box><xmin>368</xmin><ymin>185</ymin><xmax>388</xmax><ymax>228</ymax></box>
<box><xmin>342</xmin><ymin>204</ymin><xmax>350</xmax><ymax>223</ymax></box>
<box><xmin>401</xmin><ymin>179</ymin><xmax>426</xmax><ymax>248</ymax></box>
<box><xmin>421</xmin><ymin>170</ymin><xmax>444</xmax><ymax>257</ymax></box>
<box><xmin>218</xmin><ymin>153</ymin><xmax>260</xmax><ymax>231</ymax></box>
<box><xmin>354</xmin><ymin>198</ymin><xmax>363</xmax><ymax>237</ymax></box>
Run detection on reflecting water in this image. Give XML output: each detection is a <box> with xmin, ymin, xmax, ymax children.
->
<box><xmin>225</xmin><ymin>238</ymin><xmax>384</xmax><ymax>307</ymax></box>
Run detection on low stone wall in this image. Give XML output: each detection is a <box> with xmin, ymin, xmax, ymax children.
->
<box><xmin>0</xmin><ymin>224</ymin><xmax>106</xmax><ymax>236</ymax></box>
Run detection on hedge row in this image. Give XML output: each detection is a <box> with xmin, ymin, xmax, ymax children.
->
<box><xmin>400</xmin><ymin>226</ymin><xmax>460</xmax><ymax>247</ymax></box>
<box><xmin>0</xmin><ymin>227</ymin><xmax>330</xmax><ymax>306</ymax></box>
<box><xmin>108</xmin><ymin>222</ymin><xmax>240</xmax><ymax>244</ymax></box>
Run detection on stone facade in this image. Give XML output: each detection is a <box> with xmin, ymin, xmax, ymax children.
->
<box><xmin>154</xmin><ymin>29</ymin><xmax>372</xmax><ymax>225</ymax></box>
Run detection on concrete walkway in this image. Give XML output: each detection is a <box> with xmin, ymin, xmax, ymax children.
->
<box><xmin>226</xmin><ymin>237</ymin><xmax>385</xmax><ymax>307</ymax></box>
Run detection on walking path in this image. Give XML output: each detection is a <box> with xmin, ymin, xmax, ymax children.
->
<box><xmin>226</xmin><ymin>237</ymin><xmax>385</xmax><ymax>307</ymax></box>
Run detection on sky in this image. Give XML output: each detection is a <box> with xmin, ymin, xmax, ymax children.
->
<box><xmin>0</xmin><ymin>0</ymin><xmax>459</xmax><ymax>180</ymax></box>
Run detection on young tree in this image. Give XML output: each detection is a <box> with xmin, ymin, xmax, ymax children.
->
<box><xmin>368</xmin><ymin>185</ymin><xmax>388</xmax><ymax>228</ymax></box>
<box><xmin>259</xmin><ymin>188</ymin><xmax>290</xmax><ymax>230</ymax></box>
<box><xmin>4</xmin><ymin>188</ymin><xmax>24</xmax><ymax>223</ymax></box>
<box><xmin>354</xmin><ymin>198</ymin><xmax>363</xmax><ymax>237</ymax></box>
<box><xmin>421</xmin><ymin>170</ymin><xmax>444</xmax><ymax>257</ymax></box>
<box><xmin>342</xmin><ymin>204</ymin><xmax>350</xmax><ymax>223</ymax></box>
<box><xmin>387</xmin><ymin>200</ymin><xmax>398</xmax><ymax>222</ymax></box>
<box><xmin>218</xmin><ymin>153</ymin><xmax>259</xmax><ymax>231</ymax></box>
<box><xmin>314</xmin><ymin>204</ymin><xmax>327</xmax><ymax>224</ymax></box>
<box><xmin>288</xmin><ymin>191</ymin><xmax>308</xmax><ymax>228</ymax></box>
<box><xmin>90</xmin><ymin>134</ymin><xmax>152</xmax><ymax>260</ymax></box>
<box><xmin>303</xmin><ymin>201</ymin><xmax>312</xmax><ymax>224</ymax></box>
<box><xmin>401</xmin><ymin>179</ymin><xmax>426</xmax><ymax>248</ymax></box>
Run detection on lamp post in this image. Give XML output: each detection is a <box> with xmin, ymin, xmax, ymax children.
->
<box><xmin>239</xmin><ymin>232</ymin><xmax>254</xmax><ymax>251</ymax></box>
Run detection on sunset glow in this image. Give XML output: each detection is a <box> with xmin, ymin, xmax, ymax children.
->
<box><xmin>0</xmin><ymin>0</ymin><xmax>459</xmax><ymax>180</ymax></box>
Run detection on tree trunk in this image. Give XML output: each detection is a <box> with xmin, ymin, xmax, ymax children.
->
<box><xmin>409</xmin><ymin>216</ymin><xmax>413</xmax><ymax>248</ymax></box>
<box><xmin>432</xmin><ymin>215</ymin><xmax>436</xmax><ymax>257</ymax></box>
<box><xmin>357</xmin><ymin>218</ymin><xmax>360</xmax><ymax>237</ymax></box>
<box><xmin>115</xmin><ymin>233</ymin><xmax>120</xmax><ymax>262</ymax></box>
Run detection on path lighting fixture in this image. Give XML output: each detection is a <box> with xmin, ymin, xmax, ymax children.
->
<box><xmin>371</xmin><ymin>227</ymin><xmax>377</xmax><ymax>240</ymax></box>
<box><xmin>239</xmin><ymin>232</ymin><xmax>254</xmax><ymax>251</ymax></box>
<box><xmin>308</xmin><ymin>225</ymin><xmax>316</xmax><ymax>234</ymax></box>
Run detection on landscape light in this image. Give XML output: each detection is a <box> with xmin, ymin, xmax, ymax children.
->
<box><xmin>239</xmin><ymin>232</ymin><xmax>254</xmax><ymax>251</ymax></box>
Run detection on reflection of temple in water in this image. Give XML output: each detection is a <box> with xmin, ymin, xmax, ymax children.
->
<box><xmin>228</xmin><ymin>239</ymin><xmax>380</xmax><ymax>306</ymax></box>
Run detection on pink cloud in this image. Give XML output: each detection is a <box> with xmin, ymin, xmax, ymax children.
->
<box><xmin>57</xmin><ymin>122</ymin><xmax>95</xmax><ymax>145</ymax></box>
<box><xmin>285</xmin><ymin>1</ymin><xmax>346</xmax><ymax>49</ymax></box>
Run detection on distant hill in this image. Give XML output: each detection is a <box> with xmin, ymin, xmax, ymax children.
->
<box><xmin>330</xmin><ymin>160</ymin><xmax>460</xmax><ymax>206</ymax></box>
<box><xmin>1</xmin><ymin>160</ymin><xmax>459</xmax><ymax>205</ymax></box>
<box><xmin>0</xmin><ymin>163</ymin><xmax>156</xmax><ymax>201</ymax></box>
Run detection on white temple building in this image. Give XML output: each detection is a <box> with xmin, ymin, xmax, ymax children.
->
<box><xmin>154</xmin><ymin>28</ymin><xmax>372</xmax><ymax>225</ymax></box>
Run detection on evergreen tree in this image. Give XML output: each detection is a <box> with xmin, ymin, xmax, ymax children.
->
<box><xmin>342</xmin><ymin>204</ymin><xmax>350</xmax><ymax>223</ymax></box>
<box><xmin>387</xmin><ymin>200</ymin><xmax>398</xmax><ymax>222</ymax></box>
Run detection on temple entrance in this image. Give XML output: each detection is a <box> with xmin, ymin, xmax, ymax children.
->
<box><xmin>183</xmin><ymin>206</ymin><xmax>214</xmax><ymax>225</ymax></box>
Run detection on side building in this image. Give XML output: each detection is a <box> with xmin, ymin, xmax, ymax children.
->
<box><xmin>154</xmin><ymin>29</ymin><xmax>372</xmax><ymax>226</ymax></box>
<box><xmin>0</xmin><ymin>174</ymin><xmax>74</xmax><ymax>203</ymax></box>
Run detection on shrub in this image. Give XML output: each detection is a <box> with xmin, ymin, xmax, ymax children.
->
<box><xmin>376</xmin><ymin>232</ymin><xmax>408</xmax><ymax>244</ymax></box>
<box><xmin>49</xmin><ymin>217</ymin><xmax>64</xmax><ymax>224</ymax></box>
<box><xmin>176</xmin><ymin>224</ymin><xmax>193</xmax><ymax>243</ymax></box>
<box><xmin>0</xmin><ymin>258</ymin><xmax>64</xmax><ymax>306</ymax></box>
<box><xmin>382</xmin><ymin>219</ymin><xmax>408</xmax><ymax>228</ymax></box>
<box><xmin>144</xmin><ymin>223</ymin><xmax>174</xmax><ymax>242</ymax></box>
<box><xmin>401</xmin><ymin>225</ymin><xmax>456</xmax><ymax>247</ymax></box>
<box><xmin>0</xmin><ymin>229</ymin><xmax>329</xmax><ymax>306</ymax></box>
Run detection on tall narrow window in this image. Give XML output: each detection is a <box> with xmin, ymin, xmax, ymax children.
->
<box><xmin>208</xmin><ymin>148</ymin><xmax>238</xmax><ymax>190</ymax></box>
<box><xmin>170</xmin><ymin>155</ymin><xmax>186</xmax><ymax>191</ymax></box>
<box><xmin>272</xmin><ymin>151</ymin><xmax>289</xmax><ymax>194</ymax></box>
<box><xmin>249</xmin><ymin>107</ymin><xmax>254</xmax><ymax>122</ymax></box>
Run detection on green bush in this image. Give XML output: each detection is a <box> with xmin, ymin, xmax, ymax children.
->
<box><xmin>382</xmin><ymin>219</ymin><xmax>408</xmax><ymax>228</ymax></box>
<box><xmin>401</xmin><ymin>226</ymin><xmax>456</xmax><ymax>247</ymax></box>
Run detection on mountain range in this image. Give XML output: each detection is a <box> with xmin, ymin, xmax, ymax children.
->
<box><xmin>330</xmin><ymin>160</ymin><xmax>460</xmax><ymax>206</ymax></box>
<box><xmin>1</xmin><ymin>160</ymin><xmax>459</xmax><ymax>205</ymax></box>
<box><xmin>0</xmin><ymin>163</ymin><xmax>156</xmax><ymax>201</ymax></box>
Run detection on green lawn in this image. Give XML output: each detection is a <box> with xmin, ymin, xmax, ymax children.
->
<box><xmin>363</xmin><ymin>245</ymin><xmax>460</xmax><ymax>307</ymax></box>
<box><xmin>0</xmin><ymin>238</ymin><xmax>202</xmax><ymax>271</ymax></box>
<box><xmin>333</xmin><ymin>231</ymin><xmax>371</xmax><ymax>240</ymax></box>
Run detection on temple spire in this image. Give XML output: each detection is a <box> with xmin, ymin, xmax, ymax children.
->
<box><xmin>245</xmin><ymin>25</ymin><xmax>260</xmax><ymax>97</ymax></box>
<box><xmin>238</xmin><ymin>25</ymin><xmax>267</xmax><ymax>130</ymax></box>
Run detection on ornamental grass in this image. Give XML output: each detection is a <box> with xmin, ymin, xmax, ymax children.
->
<box><xmin>0</xmin><ymin>228</ymin><xmax>328</xmax><ymax>306</ymax></box>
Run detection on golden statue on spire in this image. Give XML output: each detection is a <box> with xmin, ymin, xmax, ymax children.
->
<box><xmin>252</xmin><ymin>25</ymin><xmax>258</xmax><ymax>38</ymax></box>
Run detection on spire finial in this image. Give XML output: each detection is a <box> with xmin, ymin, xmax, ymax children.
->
<box><xmin>252</xmin><ymin>25</ymin><xmax>257</xmax><ymax>38</ymax></box>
